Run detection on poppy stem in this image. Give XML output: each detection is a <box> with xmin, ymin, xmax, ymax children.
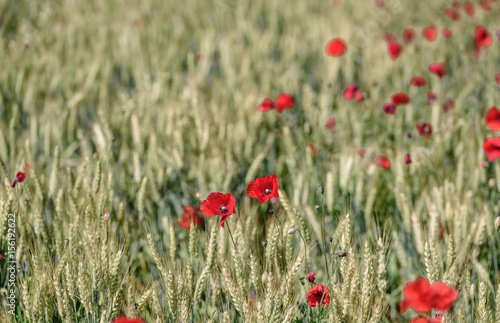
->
<box><xmin>271</xmin><ymin>206</ymin><xmax>287</xmax><ymax>271</ymax></box>
<box><xmin>225</xmin><ymin>221</ymin><xmax>238</xmax><ymax>251</ymax></box>
<box><xmin>320</xmin><ymin>196</ymin><xmax>331</xmax><ymax>281</ymax></box>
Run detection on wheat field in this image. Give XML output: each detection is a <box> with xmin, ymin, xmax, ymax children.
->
<box><xmin>0</xmin><ymin>0</ymin><xmax>500</xmax><ymax>322</ymax></box>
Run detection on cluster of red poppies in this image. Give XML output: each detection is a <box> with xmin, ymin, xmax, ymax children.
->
<box><xmin>257</xmin><ymin>93</ymin><xmax>295</xmax><ymax>114</ymax></box>
<box><xmin>179</xmin><ymin>175</ymin><xmax>279</xmax><ymax>229</ymax></box>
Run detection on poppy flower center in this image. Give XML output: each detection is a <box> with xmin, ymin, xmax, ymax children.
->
<box><xmin>264</xmin><ymin>188</ymin><xmax>272</xmax><ymax>195</ymax></box>
<box><xmin>218</xmin><ymin>205</ymin><xmax>228</xmax><ymax>214</ymax></box>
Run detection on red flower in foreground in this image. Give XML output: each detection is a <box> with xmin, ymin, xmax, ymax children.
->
<box><xmin>442</xmin><ymin>28</ymin><xmax>452</xmax><ymax>38</ymax></box>
<box><xmin>400</xmin><ymin>277</ymin><xmax>459</xmax><ymax>314</ymax></box>
<box><xmin>325</xmin><ymin>38</ymin><xmax>347</xmax><ymax>56</ymax></box>
<box><xmin>404</xmin><ymin>154</ymin><xmax>412</xmax><ymax>164</ymax></box>
<box><xmin>411</xmin><ymin>76</ymin><xmax>427</xmax><ymax>87</ymax></box>
<box><xmin>200</xmin><ymin>192</ymin><xmax>236</xmax><ymax>227</ymax></box>
<box><xmin>275</xmin><ymin>93</ymin><xmax>295</xmax><ymax>113</ymax></box>
<box><xmin>375</xmin><ymin>156</ymin><xmax>391</xmax><ymax>169</ymax></box>
<box><xmin>307</xmin><ymin>271</ymin><xmax>317</xmax><ymax>282</ymax></box>
<box><xmin>443</xmin><ymin>99</ymin><xmax>456</xmax><ymax>113</ymax></box>
<box><xmin>445</xmin><ymin>8</ymin><xmax>461</xmax><ymax>20</ymax></box>
<box><xmin>464</xmin><ymin>1</ymin><xmax>475</xmax><ymax>16</ymax></box>
<box><xmin>392</xmin><ymin>93</ymin><xmax>410</xmax><ymax>106</ymax></box>
<box><xmin>484</xmin><ymin>137</ymin><xmax>500</xmax><ymax>162</ymax></box>
<box><xmin>246</xmin><ymin>175</ymin><xmax>279</xmax><ymax>203</ymax></box>
<box><xmin>474</xmin><ymin>25</ymin><xmax>492</xmax><ymax>49</ymax></box>
<box><xmin>112</xmin><ymin>316</ymin><xmax>145</xmax><ymax>323</ymax></box>
<box><xmin>429</xmin><ymin>62</ymin><xmax>447</xmax><ymax>78</ymax></box>
<box><xmin>403</xmin><ymin>28</ymin><xmax>416</xmax><ymax>43</ymax></box>
<box><xmin>423</xmin><ymin>26</ymin><xmax>438</xmax><ymax>41</ymax></box>
<box><xmin>486</xmin><ymin>107</ymin><xmax>500</xmax><ymax>131</ymax></box>
<box><xmin>258</xmin><ymin>98</ymin><xmax>274</xmax><ymax>112</ymax></box>
<box><xmin>410</xmin><ymin>316</ymin><xmax>442</xmax><ymax>323</ymax></box>
<box><xmin>176</xmin><ymin>206</ymin><xmax>204</xmax><ymax>229</ymax></box>
<box><xmin>11</xmin><ymin>171</ymin><xmax>26</xmax><ymax>188</ymax></box>
<box><xmin>306</xmin><ymin>284</ymin><xmax>330</xmax><ymax>307</ymax></box>
<box><xmin>417</xmin><ymin>121</ymin><xmax>433</xmax><ymax>139</ymax></box>
<box><xmin>383</xmin><ymin>103</ymin><xmax>397</xmax><ymax>115</ymax></box>
<box><xmin>343</xmin><ymin>83</ymin><xmax>364</xmax><ymax>102</ymax></box>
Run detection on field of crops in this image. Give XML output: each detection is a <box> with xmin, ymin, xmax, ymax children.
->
<box><xmin>1</xmin><ymin>0</ymin><xmax>500</xmax><ymax>322</ymax></box>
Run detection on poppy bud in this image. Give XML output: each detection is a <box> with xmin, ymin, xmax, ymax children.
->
<box><xmin>318</xmin><ymin>185</ymin><xmax>324</xmax><ymax>194</ymax></box>
<box><xmin>315</xmin><ymin>205</ymin><xmax>320</xmax><ymax>212</ymax></box>
<box><xmin>495</xmin><ymin>216</ymin><xmax>500</xmax><ymax>231</ymax></box>
<box><xmin>329</xmin><ymin>237</ymin><xmax>333</xmax><ymax>243</ymax></box>
<box><xmin>262</xmin><ymin>240</ymin><xmax>268</xmax><ymax>247</ymax></box>
<box><xmin>336</xmin><ymin>249</ymin><xmax>347</xmax><ymax>257</ymax></box>
<box><xmin>288</xmin><ymin>228</ymin><xmax>297</xmax><ymax>235</ymax></box>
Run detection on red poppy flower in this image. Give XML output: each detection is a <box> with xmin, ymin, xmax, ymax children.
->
<box><xmin>11</xmin><ymin>171</ymin><xmax>26</xmax><ymax>188</ymax></box>
<box><xmin>410</xmin><ymin>76</ymin><xmax>427</xmax><ymax>87</ymax></box>
<box><xmin>375</xmin><ymin>156</ymin><xmax>391</xmax><ymax>169</ymax></box>
<box><xmin>374</xmin><ymin>0</ymin><xmax>384</xmax><ymax>7</ymax></box>
<box><xmin>410</xmin><ymin>316</ymin><xmax>442</xmax><ymax>323</ymax></box>
<box><xmin>258</xmin><ymin>98</ymin><xmax>275</xmax><ymax>112</ymax></box>
<box><xmin>306</xmin><ymin>284</ymin><xmax>330</xmax><ymax>307</ymax></box>
<box><xmin>442</xmin><ymin>28</ymin><xmax>452</xmax><ymax>38</ymax></box>
<box><xmin>388</xmin><ymin>41</ymin><xmax>402</xmax><ymax>60</ymax></box>
<box><xmin>443</xmin><ymin>99</ymin><xmax>456</xmax><ymax>113</ymax></box>
<box><xmin>486</xmin><ymin>106</ymin><xmax>500</xmax><ymax>131</ymax></box>
<box><xmin>275</xmin><ymin>93</ymin><xmax>295</xmax><ymax>113</ymax></box>
<box><xmin>176</xmin><ymin>206</ymin><xmax>204</xmax><ymax>229</ymax></box>
<box><xmin>464</xmin><ymin>1</ymin><xmax>475</xmax><ymax>16</ymax></box>
<box><xmin>430</xmin><ymin>281</ymin><xmax>460</xmax><ymax>311</ymax></box>
<box><xmin>474</xmin><ymin>25</ymin><xmax>492</xmax><ymax>49</ymax></box>
<box><xmin>404</xmin><ymin>154</ymin><xmax>412</xmax><ymax>164</ymax></box>
<box><xmin>480</xmin><ymin>0</ymin><xmax>492</xmax><ymax>11</ymax></box>
<box><xmin>326</xmin><ymin>117</ymin><xmax>336</xmax><ymax>134</ymax></box>
<box><xmin>392</xmin><ymin>93</ymin><xmax>410</xmax><ymax>106</ymax></box>
<box><xmin>307</xmin><ymin>271</ymin><xmax>316</xmax><ymax>282</ymax></box>
<box><xmin>403</xmin><ymin>28</ymin><xmax>416</xmax><ymax>43</ymax></box>
<box><xmin>496</xmin><ymin>70</ymin><xmax>500</xmax><ymax>84</ymax></box>
<box><xmin>429</xmin><ymin>62</ymin><xmax>447</xmax><ymax>78</ymax></box>
<box><xmin>445</xmin><ymin>8</ymin><xmax>461</xmax><ymax>20</ymax></box>
<box><xmin>200</xmin><ymin>192</ymin><xmax>236</xmax><ymax>227</ymax></box>
<box><xmin>427</xmin><ymin>91</ymin><xmax>437</xmax><ymax>104</ymax></box>
<box><xmin>112</xmin><ymin>316</ymin><xmax>146</xmax><ymax>323</ymax></box>
<box><xmin>357</xmin><ymin>149</ymin><xmax>366</xmax><ymax>158</ymax></box>
<box><xmin>246</xmin><ymin>175</ymin><xmax>279</xmax><ymax>204</ymax></box>
<box><xmin>422</xmin><ymin>26</ymin><xmax>438</xmax><ymax>41</ymax></box>
<box><xmin>400</xmin><ymin>277</ymin><xmax>459</xmax><ymax>314</ymax></box>
<box><xmin>325</xmin><ymin>38</ymin><xmax>347</xmax><ymax>56</ymax></box>
<box><xmin>417</xmin><ymin>121</ymin><xmax>433</xmax><ymax>139</ymax></box>
<box><xmin>343</xmin><ymin>83</ymin><xmax>364</xmax><ymax>102</ymax></box>
<box><xmin>383</xmin><ymin>103</ymin><xmax>397</xmax><ymax>115</ymax></box>
<box><xmin>484</xmin><ymin>137</ymin><xmax>500</xmax><ymax>162</ymax></box>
